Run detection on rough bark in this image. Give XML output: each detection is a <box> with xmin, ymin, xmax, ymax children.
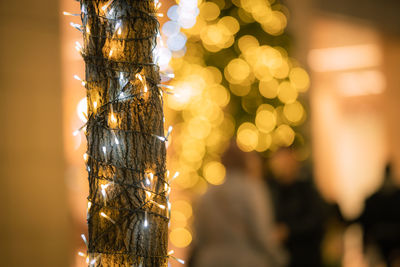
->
<box><xmin>80</xmin><ymin>0</ymin><xmax>168</xmax><ymax>266</ymax></box>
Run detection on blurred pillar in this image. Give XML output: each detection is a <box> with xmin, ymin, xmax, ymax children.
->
<box><xmin>382</xmin><ymin>34</ymin><xmax>400</xmax><ymax>181</ymax></box>
<box><xmin>0</xmin><ymin>0</ymin><xmax>71</xmax><ymax>266</ymax></box>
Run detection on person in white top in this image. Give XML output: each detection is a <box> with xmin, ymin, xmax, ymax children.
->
<box><xmin>188</xmin><ymin>142</ymin><xmax>288</xmax><ymax>267</ymax></box>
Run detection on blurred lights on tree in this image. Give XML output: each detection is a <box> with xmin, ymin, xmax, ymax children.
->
<box><xmin>160</xmin><ymin>0</ymin><xmax>310</xmax><ymax>254</ymax></box>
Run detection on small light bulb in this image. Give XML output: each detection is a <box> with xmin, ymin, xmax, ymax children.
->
<box><xmin>83</xmin><ymin>153</ymin><xmax>88</xmax><ymax>162</ymax></box>
<box><xmin>102</xmin><ymin>146</ymin><xmax>106</xmax><ymax>154</ymax></box>
<box><xmin>93</xmin><ymin>101</ymin><xmax>97</xmax><ymax>110</ymax></box>
<box><xmin>109</xmin><ymin>49</ymin><xmax>113</xmax><ymax>57</ymax></box>
<box><xmin>81</xmin><ymin>234</ymin><xmax>88</xmax><ymax>247</ymax></box>
<box><xmin>172</xmin><ymin>171</ymin><xmax>179</xmax><ymax>180</ymax></box>
<box><xmin>144</xmin><ymin>211</ymin><xmax>148</xmax><ymax>227</ymax></box>
<box><xmin>100</xmin><ymin>212</ymin><xmax>116</xmax><ymax>224</ymax></box>
<box><xmin>168</xmin><ymin>250</ymin><xmax>174</xmax><ymax>255</ymax></box>
<box><xmin>86</xmin><ymin>25</ymin><xmax>90</xmax><ymax>34</ymax></box>
<box><xmin>78</xmin><ymin>251</ymin><xmax>85</xmax><ymax>257</ymax></box>
<box><xmin>110</xmin><ymin>113</ymin><xmax>117</xmax><ymax>123</ymax></box>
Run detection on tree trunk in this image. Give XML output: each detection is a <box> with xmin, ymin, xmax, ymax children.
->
<box><xmin>80</xmin><ymin>0</ymin><xmax>168</xmax><ymax>266</ymax></box>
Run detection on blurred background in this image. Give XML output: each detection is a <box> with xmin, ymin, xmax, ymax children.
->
<box><xmin>1</xmin><ymin>0</ymin><xmax>400</xmax><ymax>266</ymax></box>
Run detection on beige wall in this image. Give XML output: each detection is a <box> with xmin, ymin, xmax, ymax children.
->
<box><xmin>0</xmin><ymin>0</ymin><xmax>72</xmax><ymax>266</ymax></box>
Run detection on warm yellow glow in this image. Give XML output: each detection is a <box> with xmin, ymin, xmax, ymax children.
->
<box><xmin>187</xmin><ymin>117</ymin><xmax>211</xmax><ymax>139</ymax></box>
<box><xmin>261</xmin><ymin>11</ymin><xmax>287</xmax><ymax>36</ymax></box>
<box><xmin>259</xmin><ymin>78</ymin><xmax>279</xmax><ymax>99</ymax></box>
<box><xmin>236</xmin><ymin>122</ymin><xmax>258</xmax><ymax>152</ymax></box>
<box><xmin>277</xmin><ymin>81</ymin><xmax>298</xmax><ymax>104</ymax></box>
<box><xmin>308</xmin><ymin>44</ymin><xmax>382</xmax><ymax>72</ymax></box>
<box><xmin>207</xmin><ymin>84</ymin><xmax>230</xmax><ymax>107</ymax></box>
<box><xmin>172</xmin><ymin>200</ymin><xmax>193</xmax><ymax>219</ymax></box>
<box><xmin>255</xmin><ymin>108</ymin><xmax>277</xmax><ymax>133</ymax></box>
<box><xmin>109</xmin><ymin>112</ymin><xmax>118</xmax><ymax>128</ymax></box>
<box><xmin>229</xmin><ymin>83</ymin><xmax>251</xmax><ymax>96</ymax></box>
<box><xmin>200</xmin><ymin>2</ymin><xmax>220</xmax><ymax>21</ymax></box>
<box><xmin>283</xmin><ymin>101</ymin><xmax>305</xmax><ymax>124</ymax></box>
<box><xmin>289</xmin><ymin>67</ymin><xmax>310</xmax><ymax>92</ymax></box>
<box><xmin>218</xmin><ymin>16</ymin><xmax>240</xmax><ymax>35</ymax></box>
<box><xmin>170</xmin><ymin>228</ymin><xmax>192</xmax><ymax>248</ymax></box>
<box><xmin>225</xmin><ymin>58</ymin><xmax>251</xmax><ymax>84</ymax></box>
<box><xmin>273</xmin><ymin>124</ymin><xmax>295</xmax><ymax>147</ymax></box>
<box><xmin>255</xmin><ymin>132</ymin><xmax>272</xmax><ymax>152</ymax></box>
<box><xmin>203</xmin><ymin>161</ymin><xmax>226</xmax><ymax>185</ymax></box>
<box><xmin>238</xmin><ymin>35</ymin><xmax>259</xmax><ymax>54</ymax></box>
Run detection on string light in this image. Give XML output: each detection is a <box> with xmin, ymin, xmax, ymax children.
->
<box><xmin>70</xmin><ymin>22</ymin><xmax>82</xmax><ymax>32</ymax></box>
<box><xmin>73</xmin><ymin>75</ymin><xmax>86</xmax><ymax>86</ymax></box>
<box><xmin>69</xmin><ymin>1</ymin><xmax>176</xmax><ymax>265</ymax></box>
<box><xmin>81</xmin><ymin>234</ymin><xmax>88</xmax><ymax>248</ymax></box>
<box><xmin>100</xmin><ymin>212</ymin><xmax>116</xmax><ymax>224</ymax></box>
<box><xmin>144</xmin><ymin>211</ymin><xmax>148</xmax><ymax>228</ymax></box>
<box><xmin>101</xmin><ymin>0</ymin><xmax>114</xmax><ymax>11</ymax></box>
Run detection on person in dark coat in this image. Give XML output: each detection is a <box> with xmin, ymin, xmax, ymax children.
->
<box><xmin>358</xmin><ymin>163</ymin><xmax>400</xmax><ymax>267</ymax></box>
<box><xmin>267</xmin><ymin>148</ymin><xmax>327</xmax><ymax>267</ymax></box>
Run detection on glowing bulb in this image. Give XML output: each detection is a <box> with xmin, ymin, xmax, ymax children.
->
<box><xmin>74</xmin><ymin>75</ymin><xmax>82</xmax><ymax>81</ymax></box>
<box><xmin>100</xmin><ymin>184</ymin><xmax>110</xmax><ymax>203</ymax></box>
<box><xmin>143</xmin><ymin>84</ymin><xmax>148</xmax><ymax>93</ymax></box>
<box><xmin>101</xmin><ymin>0</ymin><xmax>114</xmax><ymax>11</ymax></box>
<box><xmin>136</xmin><ymin>73</ymin><xmax>144</xmax><ymax>83</ymax></box>
<box><xmin>168</xmin><ymin>250</ymin><xmax>174</xmax><ymax>255</ymax></box>
<box><xmin>156</xmin><ymin>13</ymin><xmax>164</xmax><ymax>17</ymax></box>
<box><xmin>81</xmin><ymin>234</ymin><xmax>88</xmax><ymax>247</ymax></box>
<box><xmin>146</xmin><ymin>178</ymin><xmax>151</xmax><ymax>185</ymax></box>
<box><xmin>154</xmin><ymin>0</ymin><xmax>162</xmax><ymax>10</ymax></box>
<box><xmin>83</xmin><ymin>153</ymin><xmax>88</xmax><ymax>162</ymax></box>
<box><xmin>86</xmin><ymin>24</ymin><xmax>90</xmax><ymax>34</ymax></box>
<box><xmin>70</xmin><ymin>22</ymin><xmax>82</xmax><ymax>31</ymax></box>
<box><xmin>115</xmin><ymin>21</ymin><xmax>122</xmax><ymax>35</ymax></box>
<box><xmin>144</xmin><ymin>211</ymin><xmax>148</xmax><ymax>227</ymax></box>
<box><xmin>109</xmin><ymin>49</ymin><xmax>113</xmax><ymax>57</ymax></box>
<box><xmin>172</xmin><ymin>171</ymin><xmax>179</xmax><ymax>180</ymax></box>
<box><xmin>100</xmin><ymin>212</ymin><xmax>116</xmax><ymax>224</ymax></box>
<box><xmin>110</xmin><ymin>113</ymin><xmax>117</xmax><ymax>123</ymax></box>
<box><xmin>87</xmin><ymin>201</ymin><xmax>92</xmax><ymax>210</ymax></box>
<box><xmin>93</xmin><ymin>101</ymin><xmax>97</xmax><ymax>110</ymax></box>
<box><xmin>102</xmin><ymin>146</ymin><xmax>106</xmax><ymax>154</ymax></box>
<box><xmin>78</xmin><ymin>252</ymin><xmax>85</xmax><ymax>257</ymax></box>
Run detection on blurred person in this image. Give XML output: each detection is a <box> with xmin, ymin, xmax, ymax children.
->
<box><xmin>358</xmin><ymin>163</ymin><xmax>400</xmax><ymax>267</ymax></box>
<box><xmin>267</xmin><ymin>148</ymin><xmax>327</xmax><ymax>267</ymax></box>
<box><xmin>188</xmin><ymin>142</ymin><xmax>288</xmax><ymax>267</ymax></box>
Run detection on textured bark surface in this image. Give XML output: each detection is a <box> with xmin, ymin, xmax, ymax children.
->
<box><xmin>81</xmin><ymin>0</ymin><xmax>168</xmax><ymax>266</ymax></box>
